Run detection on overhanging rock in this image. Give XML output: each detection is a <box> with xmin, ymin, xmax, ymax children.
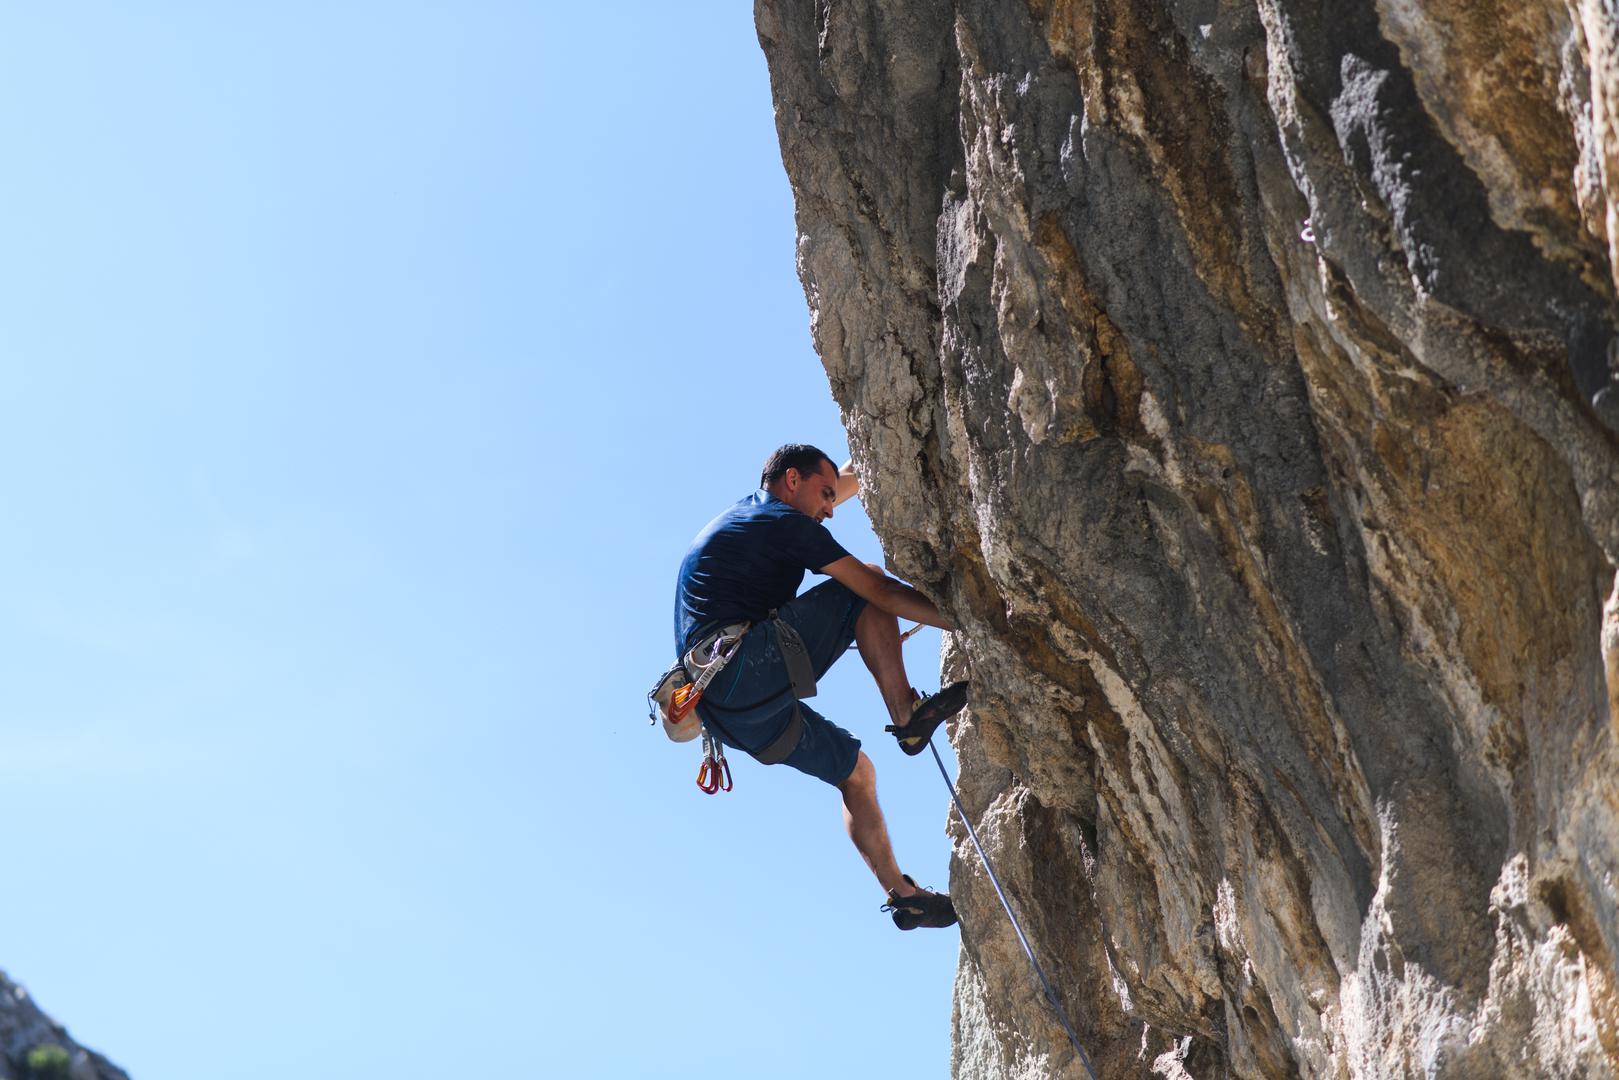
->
<box><xmin>757</xmin><ymin>0</ymin><xmax>1619</xmax><ymax>1075</ymax></box>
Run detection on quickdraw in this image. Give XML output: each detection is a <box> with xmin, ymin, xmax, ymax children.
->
<box><xmin>696</xmin><ymin>728</ymin><xmax>732</xmax><ymax>794</ymax></box>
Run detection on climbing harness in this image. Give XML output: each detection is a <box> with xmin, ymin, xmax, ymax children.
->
<box><xmin>696</xmin><ymin>727</ymin><xmax>732</xmax><ymax>794</ymax></box>
<box><xmin>648</xmin><ymin>622</ymin><xmax>750</xmax><ymax>742</ymax></box>
<box><xmin>924</xmin><ymin>737</ymin><xmax>1101</xmax><ymax>1080</ymax></box>
<box><xmin>649</xmin><ymin>612</ymin><xmax>820</xmax><ymax>790</ymax></box>
<box><xmin>701</xmin><ymin>610</ymin><xmax>824</xmax><ymax>769</ymax></box>
<box><xmin>670</xmin><ymin>621</ymin><xmax>750</xmax><ymax>729</ymax></box>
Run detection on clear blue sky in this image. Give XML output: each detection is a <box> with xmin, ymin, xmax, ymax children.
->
<box><xmin>0</xmin><ymin>5</ymin><xmax>962</xmax><ymax>1078</ymax></box>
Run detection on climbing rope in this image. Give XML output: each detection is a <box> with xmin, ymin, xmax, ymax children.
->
<box><xmin>843</xmin><ymin>622</ymin><xmax>928</xmax><ymax>652</ymax></box>
<box><xmin>926</xmin><ymin>735</ymin><xmax>1102</xmax><ymax>1080</ymax></box>
<box><xmin>842</xmin><ymin>621</ymin><xmax>1101</xmax><ymax>1076</ymax></box>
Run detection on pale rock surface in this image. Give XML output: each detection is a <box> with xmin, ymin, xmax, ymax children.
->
<box><xmin>0</xmin><ymin>972</ymin><xmax>127</xmax><ymax>1080</ymax></box>
<box><xmin>756</xmin><ymin>0</ymin><xmax>1619</xmax><ymax>1075</ymax></box>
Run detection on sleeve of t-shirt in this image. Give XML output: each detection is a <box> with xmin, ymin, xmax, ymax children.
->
<box><xmin>774</xmin><ymin>512</ymin><xmax>852</xmax><ymax>573</ymax></box>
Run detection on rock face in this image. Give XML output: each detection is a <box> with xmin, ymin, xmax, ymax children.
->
<box><xmin>0</xmin><ymin>972</ymin><xmax>127</xmax><ymax>1080</ymax></box>
<box><xmin>756</xmin><ymin>0</ymin><xmax>1619</xmax><ymax>1076</ymax></box>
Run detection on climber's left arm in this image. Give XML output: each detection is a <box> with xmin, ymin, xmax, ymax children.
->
<box><xmin>833</xmin><ymin>459</ymin><xmax>860</xmax><ymax>508</ymax></box>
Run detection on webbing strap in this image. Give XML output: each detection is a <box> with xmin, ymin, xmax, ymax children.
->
<box><xmin>770</xmin><ymin>612</ymin><xmax>818</xmax><ymax>699</ymax></box>
<box><xmin>733</xmin><ymin>612</ymin><xmax>815</xmax><ymax>767</ymax></box>
<box><xmin>753</xmin><ymin>703</ymin><xmax>804</xmax><ymax>765</ymax></box>
<box><xmin>927</xmin><ymin>738</ymin><xmax>1101</xmax><ymax>1080</ymax></box>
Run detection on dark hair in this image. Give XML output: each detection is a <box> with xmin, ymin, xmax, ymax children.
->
<box><xmin>761</xmin><ymin>444</ymin><xmax>836</xmax><ymax>487</ymax></box>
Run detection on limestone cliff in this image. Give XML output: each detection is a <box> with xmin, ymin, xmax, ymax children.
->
<box><xmin>756</xmin><ymin>0</ymin><xmax>1619</xmax><ymax>1076</ymax></box>
<box><xmin>0</xmin><ymin>972</ymin><xmax>126</xmax><ymax>1080</ymax></box>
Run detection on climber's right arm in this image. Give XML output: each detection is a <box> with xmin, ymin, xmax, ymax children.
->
<box><xmin>822</xmin><ymin>556</ymin><xmax>956</xmax><ymax>631</ymax></box>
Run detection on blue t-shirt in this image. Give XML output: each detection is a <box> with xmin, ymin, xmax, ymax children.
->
<box><xmin>673</xmin><ymin>490</ymin><xmax>852</xmax><ymax>653</ymax></box>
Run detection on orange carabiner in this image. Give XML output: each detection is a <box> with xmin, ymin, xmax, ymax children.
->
<box><xmin>671</xmin><ymin>682</ymin><xmax>702</xmax><ymax>723</ymax></box>
<box><xmin>715</xmin><ymin>755</ymin><xmax>732</xmax><ymax>793</ymax></box>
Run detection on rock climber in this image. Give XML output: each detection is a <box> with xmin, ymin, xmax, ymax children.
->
<box><xmin>673</xmin><ymin>443</ymin><xmax>969</xmax><ymax>930</ymax></box>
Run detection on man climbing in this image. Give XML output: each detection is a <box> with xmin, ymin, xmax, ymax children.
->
<box><xmin>673</xmin><ymin>443</ymin><xmax>969</xmax><ymax>930</ymax></box>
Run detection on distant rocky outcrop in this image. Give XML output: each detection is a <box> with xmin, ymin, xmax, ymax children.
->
<box><xmin>757</xmin><ymin>0</ymin><xmax>1619</xmax><ymax>1076</ymax></box>
<box><xmin>0</xmin><ymin>972</ymin><xmax>127</xmax><ymax>1080</ymax></box>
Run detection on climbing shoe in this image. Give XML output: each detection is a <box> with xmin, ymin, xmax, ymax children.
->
<box><xmin>882</xmin><ymin>874</ymin><xmax>959</xmax><ymax>930</ymax></box>
<box><xmin>885</xmin><ymin>680</ymin><xmax>970</xmax><ymax>756</ymax></box>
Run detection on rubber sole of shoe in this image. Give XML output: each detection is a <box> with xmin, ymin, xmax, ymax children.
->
<box><xmin>887</xmin><ymin>680</ymin><xmax>971</xmax><ymax>756</ymax></box>
<box><xmin>890</xmin><ymin>894</ymin><xmax>959</xmax><ymax>930</ymax></box>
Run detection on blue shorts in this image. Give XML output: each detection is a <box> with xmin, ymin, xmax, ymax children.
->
<box><xmin>696</xmin><ymin>578</ymin><xmax>868</xmax><ymax>785</ymax></box>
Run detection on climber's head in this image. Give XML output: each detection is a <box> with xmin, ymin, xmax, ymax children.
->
<box><xmin>762</xmin><ymin>444</ymin><xmax>839</xmax><ymax>522</ymax></box>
